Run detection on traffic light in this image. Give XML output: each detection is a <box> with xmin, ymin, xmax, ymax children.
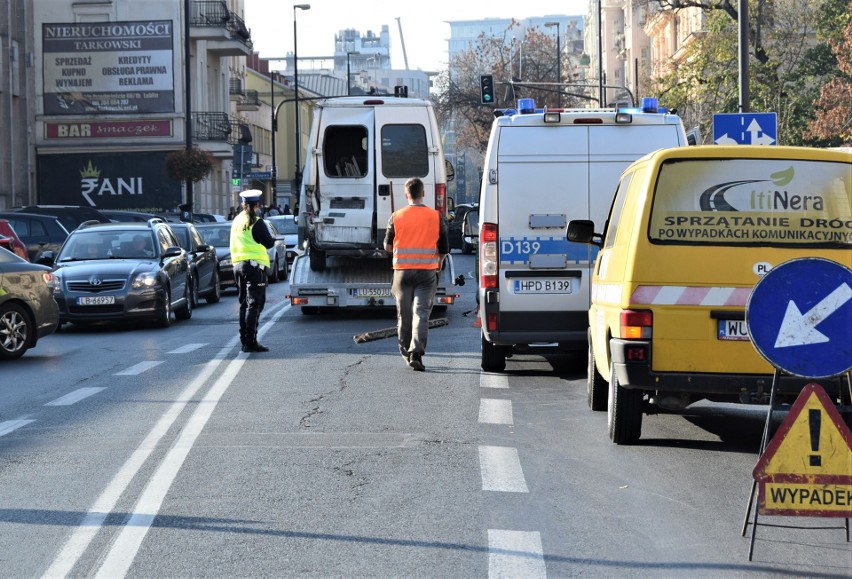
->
<box><xmin>479</xmin><ymin>74</ymin><xmax>495</xmax><ymax>105</ymax></box>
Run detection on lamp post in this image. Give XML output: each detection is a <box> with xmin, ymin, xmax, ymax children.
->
<box><xmin>293</xmin><ymin>3</ymin><xmax>310</xmax><ymax>191</ymax></box>
<box><xmin>346</xmin><ymin>51</ymin><xmax>360</xmax><ymax>96</ymax></box>
<box><xmin>270</xmin><ymin>68</ymin><xmax>277</xmax><ymax>207</ymax></box>
<box><xmin>545</xmin><ymin>22</ymin><xmax>561</xmax><ymax>108</ymax></box>
<box><xmin>183</xmin><ymin>0</ymin><xmax>193</xmax><ymax>220</ymax></box>
<box><xmin>597</xmin><ymin>0</ymin><xmax>604</xmax><ymax>107</ymax></box>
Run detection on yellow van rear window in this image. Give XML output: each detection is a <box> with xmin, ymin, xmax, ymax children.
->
<box><xmin>648</xmin><ymin>158</ymin><xmax>851</xmax><ymax>247</ymax></box>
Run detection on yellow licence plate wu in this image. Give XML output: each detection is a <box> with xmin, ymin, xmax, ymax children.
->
<box><xmin>718</xmin><ymin>319</ymin><xmax>750</xmax><ymax>341</ymax></box>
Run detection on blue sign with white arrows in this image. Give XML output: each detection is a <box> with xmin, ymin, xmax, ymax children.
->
<box><xmin>747</xmin><ymin>257</ymin><xmax>852</xmax><ymax>378</ymax></box>
<box><xmin>713</xmin><ymin>112</ymin><xmax>777</xmax><ymax>145</ymax></box>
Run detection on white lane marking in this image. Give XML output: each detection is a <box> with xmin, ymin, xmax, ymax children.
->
<box><xmin>92</xmin><ymin>303</ymin><xmax>290</xmax><ymax>579</ymax></box>
<box><xmin>167</xmin><ymin>343</ymin><xmax>206</xmax><ymax>354</ymax></box>
<box><xmin>479</xmin><ymin>399</ymin><xmax>513</xmax><ymax>425</ymax></box>
<box><xmin>478</xmin><ymin>445</ymin><xmax>529</xmax><ymax>493</ymax></box>
<box><xmin>114</xmin><ymin>361</ymin><xmax>163</xmax><ymax>376</ymax></box>
<box><xmin>488</xmin><ymin>529</ymin><xmax>547</xmax><ymax>579</ymax></box>
<box><xmin>45</xmin><ymin>387</ymin><xmax>106</xmax><ymax>407</ymax></box>
<box><xmin>480</xmin><ymin>373</ymin><xmax>509</xmax><ymax>389</ymax></box>
<box><xmin>0</xmin><ymin>418</ymin><xmax>36</xmax><ymax>437</ymax></box>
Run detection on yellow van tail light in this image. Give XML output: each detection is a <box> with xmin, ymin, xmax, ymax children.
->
<box><xmin>620</xmin><ymin>309</ymin><xmax>653</xmax><ymax>339</ymax></box>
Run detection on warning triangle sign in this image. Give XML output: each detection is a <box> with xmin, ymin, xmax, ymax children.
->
<box><xmin>754</xmin><ymin>383</ymin><xmax>852</xmax><ymax>482</ymax></box>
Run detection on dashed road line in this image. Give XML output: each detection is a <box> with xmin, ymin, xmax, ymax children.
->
<box><xmin>479</xmin><ymin>399</ymin><xmax>513</xmax><ymax>425</ymax></box>
<box><xmin>487</xmin><ymin>529</ymin><xmax>546</xmax><ymax>578</ymax></box>
<box><xmin>114</xmin><ymin>361</ymin><xmax>164</xmax><ymax>376</ymax></box>
<box><xmin>45</xmin><ymin>387</ymin><xmax>107</xmax><ymax>407</ymax></box>
<box><xmin>478</xmin><ymin>445</ymin><xmax>529</xmax><ymax>493</ymax></box>
<box><xmin>168</xmin><ymin>343</ymin><xmax>206</xmax><ymax>354</ymax></box>
<box><xmin>480</xmin><ymin>373</ymin><xmax>509</xmax><ymax>389</ymax></box>
<box><xmin>0</xmin><ymin>418</ymin><xmax>36</xmax><ymax>437</ymax></box>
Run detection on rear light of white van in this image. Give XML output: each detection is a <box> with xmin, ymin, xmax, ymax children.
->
<box><xmin>435</xmin><ymin>183</ymin><xmax>447</xmax><ymax>216</ymax></box>
<box><xmin>481</xmin><ymin>222</ymin><xmax>498</xmax><ymax>289</ymax></box>
<box><xmin>620</xmin><ymin>310</ymin><xmax>652</xmax><ymax>340</ymax></box>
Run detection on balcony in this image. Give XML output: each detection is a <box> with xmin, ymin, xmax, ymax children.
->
<box><xmin>236</xmin><ymin>90</ymin><xmax>261</xmax><ymax>111</ymax></box>
<box><xmin>190</xmin><ymin>1</ymin><xmax>253</xmax><ymax>56</ymax></box>
<box><xmin>229</xmin><ymin>78</ymin><xmax>246</xmax><ymax>101</ymax></box>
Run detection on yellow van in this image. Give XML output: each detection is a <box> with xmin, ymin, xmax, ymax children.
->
<box><xmin>567</xmin><ymin>145</ymin><xmax>851</xmax><ymax>444</ymax></box>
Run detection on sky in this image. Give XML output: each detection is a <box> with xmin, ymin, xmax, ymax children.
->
<box><xmin>243</xmin><ymin>0</ymin><xmax>590</xmax><ymax>72</ymax></box>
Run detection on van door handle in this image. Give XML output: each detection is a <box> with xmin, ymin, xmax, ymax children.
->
<box><xmin>378</xmin><ymin>185</ymin><xmax>391</xmax><ymax>197</ymax></box>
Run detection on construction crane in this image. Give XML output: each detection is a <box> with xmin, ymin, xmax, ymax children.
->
<box><xmin>396</xmin><ymin>16</ymin><xmax>409</xmax><ymax>70</ymax></box>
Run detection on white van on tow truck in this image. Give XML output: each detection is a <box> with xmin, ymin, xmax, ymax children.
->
<box><xmin>477</xmin><ymin>97</ymin><xmax>687</xmax><ymax>371</ymax></box>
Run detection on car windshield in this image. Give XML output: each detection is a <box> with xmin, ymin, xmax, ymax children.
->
<box><xmin>198</xmin><ymin>225</ymin><xmax>232</xmax><ymax>247</ymax></box>
<box><xmin>269</xmin><ymin>217</ymin><xmax>297</xmax><ymax>234</ymax></box>
<box><xmin>58</xmin><ymin>230</ymin><xmax>155</xmax><ymax>261</ymax></box>
<box><xmin>172</xmin><ymin>227</ymin><xmax>191</xmax><ymax>249</ymax></box>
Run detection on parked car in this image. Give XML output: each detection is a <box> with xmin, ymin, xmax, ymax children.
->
<box><xmin>0</xmin><ymin>249</ymin><xmax>60</xmax><ymax>359</ymax></box>
<box><xmin>448</xmin><ymin>203</ymin><xmax>478</xmax><ymax>254</ymax></box>
<box><xmin>0</xmin><ymin>212</ymin><xmax>70</xmax><ymax>262</ymax></box>
<box><xmin>166</xmin><ymin>221</ymin><xmax>221</xmax><ymax>305</ymax></box>
<box><xmin>15</xmin><ymin>205</ymin><xmax>110</xmax><ymax>232</ymax></box>
<box><xmin>196</xmin><ymin>221</ymin><xmax>287</xmax><ymax>286</ymax></box>
<box><xmin>101</xmin><ymin>209</ymin><xmax>159</xmax><ymax>222</ymax></box>
<box><xmin>266</xmin><ymin>214</ymin><xmax>303</xmax><ymax>269</ymax></box>
<box><xmin>38</xmin><ymin>218</ymin><xmax>192</xmax><ymax>328</ymax></box>
<box><xmin>0</xmin><ymin>219</ymin><xmax>31</xmax><ymax>261</ymax></box>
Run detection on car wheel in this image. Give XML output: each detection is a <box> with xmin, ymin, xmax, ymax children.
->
<box><xmin>481</xmin><ymin>332</ymin><xmax>506</xmax><ymax>372</ymax></box>
<box><xmin>269</xmin><ymin>258</ymin><xmax>280</xmax><ymax>284</ymax></box>
<box><xmin>189</xmin><ymin>271</ymin><xmax>200</xmax><ymax>308</ymax></box>
<box><xmin>301</xmin><ymin>306</ymin><xmax>319</xmax><ymax>315</ymax></box>
<box><xmin>175</xmin><ymin>280</ymin><xmax>193</xmax><ymax>320</ymax></box>
<box><xmin>309</xmin><ymin>247</ymin><xmax>326</xmax><ymax>272</ymax></box>
<box><xmin>0</xmin><ymin>303</ymin><xmax>31</xmax><ymax>360</ymax></box>
<box><xmin>205</xmin><ymin>270</ymin><xmax>221</xmax><ymax>304</ymax></box>
<box><xmin>607</xmin><ymin>362</ymin><xmax>643</xmax><ymax>444</ymax></box>
<box><xmin>156</xmin><ymin>287</ymin><xmax>172</xmax><ymax>328</ymax></box>
<box><xmin>588</xmin><ymin>329</ymin><xmax>608</xmax><ymax>411</ymax></box>
<box><xmin>462</xmin><ymin>242</ymin><xmax>473</xmax><ymax>255</ymax></box>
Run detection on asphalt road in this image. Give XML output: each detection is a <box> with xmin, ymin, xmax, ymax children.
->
<box><xmin>1</xmin><ymin>254</ymin><xmax>849</xmax><ymax>577</ymax></box>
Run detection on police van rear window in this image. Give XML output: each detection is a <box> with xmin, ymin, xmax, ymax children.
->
<box><xmin>648</xmin><ymin>158</ymin><xmax>851</xmax><ymax>247</ymax></box>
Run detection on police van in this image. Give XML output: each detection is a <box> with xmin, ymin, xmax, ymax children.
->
<box><xmin>477</xmin><ymin>98</ymin><xmax>687</xmax><ymax>372</ymax></box>
<box><xmin>298</xmin><ymin>91</ymin><xmax>453</xmax><ymax>272</ymax></box>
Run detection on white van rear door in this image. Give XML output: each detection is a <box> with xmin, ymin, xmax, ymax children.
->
<box><xmin>497</xmin><ymin>126</ymin><xmax>595</xmax><ymax>313</ymax></box>
<box><xmin>373</xmin><ymin>105</ymin><xmax>436</xmax><ymax>241</ymax></box>
<box><xmin>314</xmin><ymin>107</ymin><xmax>375</xmax><ymax>247</ymax></box>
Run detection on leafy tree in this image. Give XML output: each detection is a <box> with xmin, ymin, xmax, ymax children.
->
<box><xmin>432</xmin><ymin>20</ymin><xmax>581</xmax><ymax>154</ymax></box>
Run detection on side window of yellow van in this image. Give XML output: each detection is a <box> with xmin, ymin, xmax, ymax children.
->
<box><xmin>603</xmin><ymin>172</ymin><xmax>633</xmax><ymax>249</ymax></box>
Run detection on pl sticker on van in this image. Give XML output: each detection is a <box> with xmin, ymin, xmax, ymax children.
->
<box><xmin>500</xmin><ymin>236</ymin><xmax>595</xmax><ymax>265</ymax></box>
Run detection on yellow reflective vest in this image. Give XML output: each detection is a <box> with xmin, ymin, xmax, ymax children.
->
<box><xmin>230</xmin><ymin>212</ymin><xmax>270</xmax><ymax>267</ymax></box>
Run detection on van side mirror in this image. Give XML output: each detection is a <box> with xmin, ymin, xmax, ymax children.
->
<box><xmin>445</xmin><ymin>159</ymin><xmax>455</xmax><ymax>182</ymax></box>
<box><xmin>37</xmin><ymin>251</ymin><xmax>55</xmax><ymax>267</ymax></box>
<box><xmin>566</xmin><ymin>220</ymin><xmax>602</xmax><ymax>247</ymax></box>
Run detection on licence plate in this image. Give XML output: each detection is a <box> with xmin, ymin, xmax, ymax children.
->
<box><xmin>77</xmin><ymin>295</ymin><xmax>115</xmax><ymax>306</ymax></box>
<box><xmin>354</xmin><ymin>288</ymin><xmax>391</xmax><ymax>297</ymax></box>
<box><xmin>718</xmin><ymin>319</ymin><xmax>750</xmax><ymax>341</ymax></box>
<box><xmin>512</xmin><ymin>279</ymin><xmax>573</xmax><ymax>294</ymax></box>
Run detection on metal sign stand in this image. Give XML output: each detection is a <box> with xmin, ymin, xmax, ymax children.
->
<box><xmin>741</xmin><ymin>370</ymin><xmax>852</xmax><ymax>561</ymax></box>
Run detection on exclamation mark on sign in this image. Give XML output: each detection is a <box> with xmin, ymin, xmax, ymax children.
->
<box><xmin>809</xmin><ymin>409</ymin><xmax>822</xmax><ymax>467</ymax></box>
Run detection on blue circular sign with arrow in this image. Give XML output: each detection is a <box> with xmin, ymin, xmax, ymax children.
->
<box><xmin>747</xmin><ymin>257</ymin><xmax>852</xmax><ymax>379</ymax></box>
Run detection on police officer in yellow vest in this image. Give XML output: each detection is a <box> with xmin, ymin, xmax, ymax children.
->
<box><xmin>230</xmin><ymin>189</ymin><xmax>275</xmax><ymax>353</ymax></box>
<box><xmin>383</xmin><ymin>178</ymin><xmax>449</xmax><ymax>371</ymax></box>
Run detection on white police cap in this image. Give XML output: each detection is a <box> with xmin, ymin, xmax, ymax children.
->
<box><xmin>239</xmin><ymin>189</ymin><xmax>263</xmax><ymax>203</ymax></box>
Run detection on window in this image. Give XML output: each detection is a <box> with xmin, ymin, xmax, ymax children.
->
<box><xmin>603</xmin><ymin>173</ymin><xmax>633</xmax><ymax>249</ymax></box>
<box><xmin>323</xmin><ymin>125</ymin><xmax>368</xmax><ymax>177</ymax></box>
<box><xmin>381</xmin><ymin>124</ymin><xmax>428</xmax><ymax>178</ymax></box>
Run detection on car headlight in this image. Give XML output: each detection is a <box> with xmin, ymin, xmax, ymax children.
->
<box><xmin>220</xmin><ymin>258</ymin><xmax>232</xmax><ymax>267</ymax></box>
<box><xmin>48</xmin><ymin>272</ymin><xmax>62</xmax><ymax>293</ymax></box>
<box><xmin>132</xmin><ymin>272</ymin><xmax>159</xmax><ymax>289</ymax></box>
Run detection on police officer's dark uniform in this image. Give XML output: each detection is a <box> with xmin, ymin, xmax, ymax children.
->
<box><xmin>230</xmin><ymin>190</ymin><xmax>275</xmax><ymax>352</ymax></box>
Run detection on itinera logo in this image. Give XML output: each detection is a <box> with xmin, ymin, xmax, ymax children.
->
<box><xmin>698</xmin><ymin>166</ymin><xmax>827</xmax><ymax>213</ymax></box>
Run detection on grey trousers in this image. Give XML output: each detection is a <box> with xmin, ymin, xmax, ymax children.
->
<box><xmin>391</xmin><ymin>268</ymin><xmax>438</xmax><ymax>357</ymax></box>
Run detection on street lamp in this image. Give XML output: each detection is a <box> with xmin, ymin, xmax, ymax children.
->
<box><xmin>545</xmin><ymin>22</ymin><xmax>561</xmax><ymax>108</ymax></box>
<box><xmin>346</xmin><ymin>51</ymin><xmax>360</xmax><ymax>96</ymax></box>
<box><xmin>293</xmin><ymin>3</ymin><xmax>310</xmax><ymax>191</ymax></box>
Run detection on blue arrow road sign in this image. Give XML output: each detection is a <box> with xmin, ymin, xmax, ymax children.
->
<box><xmin>747</xmin><ymin>257</ymin><xmax>852</xmax><ymax>379</ymax></box>
<box><xmin>713</xmin><ymin>112</ymin><xmax>777</xmax><ymax>145</ymax></box>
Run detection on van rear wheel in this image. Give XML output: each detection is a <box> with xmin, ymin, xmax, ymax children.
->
<box><xmin>587</xmin><ymin>330</ymin><xmax>608</xmax><ymax>411</ymax></box>
<box><xmin>481</xmin><ymin>333</ymin><xmax>506</xmax><ymax>372</ymax></box>
<box><xmin>607</xmin><ymin>363</ymin><xmax>643</xmax><ymax>444</ymax></box>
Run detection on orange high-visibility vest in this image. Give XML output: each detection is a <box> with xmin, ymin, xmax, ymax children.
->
<box><xmin>391</xmin><ymin>205</ymin><xmax>440</xmax><ymax>270</ymax></box>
